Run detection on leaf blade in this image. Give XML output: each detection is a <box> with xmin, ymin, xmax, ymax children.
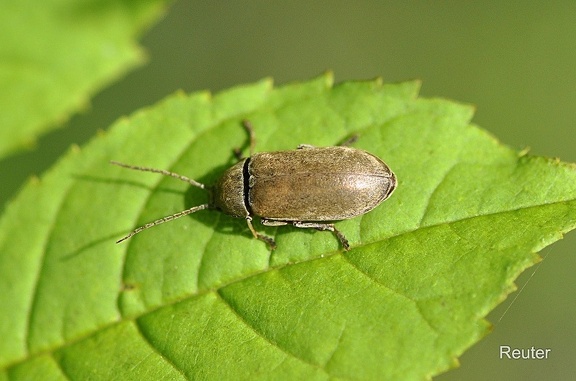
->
<box><xmin>0</xmin><ymin>0</ymin><xmax>167</xmax><ymax>158</ymax></box>
<box><xmin>1</xmin><ymin>74</ymin><xmax>575</xmax><ymax>380</ymax></box>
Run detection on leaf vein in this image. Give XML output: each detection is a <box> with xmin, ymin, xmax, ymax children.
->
<box><xmin>215</xmin><ymin>290</ymin><xmax>330</xmax><ymax>376</ymax></box>
<box><xmin>418</xmin><ymin>161</ymin><xmax>459</xmax><ymax>227</ymax></box>
<box><xmin>134</xmin><ymin>319</ymin><xmax>190</xmax><ymax>381</ymax></box>
<box><xmin>52</xmin><ymin>352</ymin><xmax>73</xmax><ymax>381</ymax></box>
<box><xmin>24</xmin><ymin>186</ymin><xmax>73</xmax><ymax>354</ymax></box>
<box><xmin>340</xmin><ymin>255</ymin><xmax>437</xmax><ymax>335</ymax></box>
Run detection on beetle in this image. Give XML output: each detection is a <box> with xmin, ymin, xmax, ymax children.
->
<box><xmin>111</xmin><ymin>120</ymin><xmax>396</xmax><ymax>250</ymax></box>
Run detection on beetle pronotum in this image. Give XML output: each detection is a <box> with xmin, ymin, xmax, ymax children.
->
<box><xmin>112</xmin><ymin>121</ymin><xmax>396</xmax><ymax>250</ymax></box>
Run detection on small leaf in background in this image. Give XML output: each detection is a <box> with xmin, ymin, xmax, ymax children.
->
<box><xmin>1</xmin><ymin>74</ymin><xmax>575</xmax><ymax>380</ymax></box>
<box><xmin>0</xmin><ymin>0</ymin><xmax>168</xmax><ymax>159</ymax></box>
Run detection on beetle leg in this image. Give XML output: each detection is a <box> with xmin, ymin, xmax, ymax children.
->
<box><xmin>338</xmin><ymin>134</ymin><xmax>359</xmax><ymax>147</ymax></box>
<box><xmin>297</xmin><ymin>144</ymin><xmax>315</xmax><ymax>150</ymax></box>
<box><xmin>291</xmin><ymin>222</ymin><xmax>350</xmax><ymax>251</ymax></box>
<box><xmin>246</xmin><ymin>216</ymin><xmax>277</xmax><ymax>250</ymax></box>
<box><xmin>234</xmin><ymin>120</ymin><xmax>257</xmax><ymax>160</ymax></box>
<box><xmin>261</xmin><ymin>218</ymin><xmax>288</xmax><ymax>227</ymax></box>
<box><xmin>242</xmin><ymin>120</ymin><xmax>257</xmax><ymax>156</ymax></box>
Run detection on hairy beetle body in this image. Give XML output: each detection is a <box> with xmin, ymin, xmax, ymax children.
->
<box><xmin>248</xmin><ymin>147</ymin><xmax>395</xmax><ymax>221</ymax></box>
<box><xmin>113</xmin><ymin>121</ymin><xmax>397</xmax><ymax>251</ymax></box>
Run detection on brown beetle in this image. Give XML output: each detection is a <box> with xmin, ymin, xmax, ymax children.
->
<box><xmin>112</xmin><ymin>121</ymin><xmax>396</xmax><ymax>250</ymax></box>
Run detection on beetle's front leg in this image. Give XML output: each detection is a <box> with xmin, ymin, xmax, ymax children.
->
<box><xmin>291</xmin><ymin>221</ymin><xmax>350</xmax><ymax>251</ymax></box>
<box><xmin>245</xmin><ymin>216</ymin><xmax>276</xmax><ymax>250</ymax></box>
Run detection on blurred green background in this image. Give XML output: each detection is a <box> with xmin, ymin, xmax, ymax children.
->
<box><xmin>1</xmin><ymin>2</ymin><xmax>575</xmax><ymax>379</ymax></box>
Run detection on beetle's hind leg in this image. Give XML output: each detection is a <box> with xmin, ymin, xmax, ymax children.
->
<box><xmin>292</xmin><ymin>221</ymin><xmax>350</xmax><ymax>251</ymax></box>
<box><xmin>261</xmin><ymin>218</ymin><xmax>351</xmax><ymax>251</ymax></box>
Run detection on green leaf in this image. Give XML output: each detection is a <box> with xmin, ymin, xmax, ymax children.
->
<box><xmin>1</xmin><ymin>74</ymin><xmax>576</xmax><ymax>380</ymax></box>
<box><xmin>0</xmin><ymin>0</ymin><xmax>167</xmax><ymax>159</ymax></box>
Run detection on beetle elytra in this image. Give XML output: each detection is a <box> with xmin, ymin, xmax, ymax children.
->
<box><xmin>112</xmin><ymin>120</ymin><xmax>396</xmax><ymax>250</ymax></box>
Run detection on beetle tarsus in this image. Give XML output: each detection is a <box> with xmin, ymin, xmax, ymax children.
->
<box><xmin>333</xmin><ymin>227</ymin><xmax>350</xmax><ymax>251</ymax></box>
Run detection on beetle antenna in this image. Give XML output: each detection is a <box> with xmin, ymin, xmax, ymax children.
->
<box><xmin>110</xmin><ymin>161</ymin><xmax>206</xmax><ymax>189</ymax></box>
<box><xmin>116</xmin><ymin>204</ymin><xmax>210</xmax><ymax>243</ymax></box>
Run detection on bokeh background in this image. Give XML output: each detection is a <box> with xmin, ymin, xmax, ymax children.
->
<box><xmin>2</xmin><ymin>2</ymin><xmax>575</xmax><ymax>379</ymax></box>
